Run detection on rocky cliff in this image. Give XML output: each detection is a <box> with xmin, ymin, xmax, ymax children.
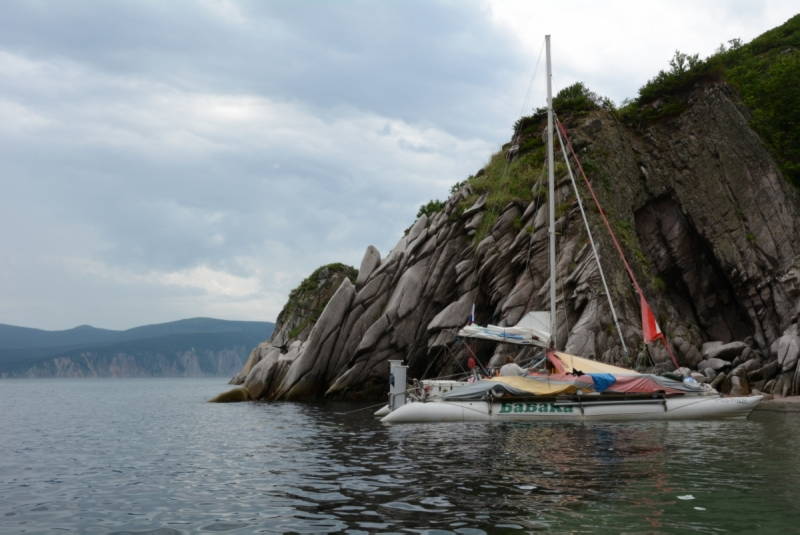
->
<box><xmin>225</xmin><ymin>18</ymin><xmax>800</xmax><ymax>401</ymax></box>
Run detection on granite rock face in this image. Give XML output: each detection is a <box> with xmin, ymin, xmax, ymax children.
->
<box><xmin>231</xmin><ymin>82</ymin><xmax>800</xmax><ymax>401</ymax></box>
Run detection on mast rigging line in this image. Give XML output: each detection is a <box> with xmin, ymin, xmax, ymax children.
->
<box><xmin>553</xmin><ymin>113</ymin><xmax>629</xmax><ymax>358</ymax></box>
<box><xmin>516</xmin><ymin>38</ymin><xmax>547</xmax><ymax>131</ymax></box>
<box><xmin>555</xmin><ymin>117</ymin><xmax>680</xmax><ymax>369</ymax></box>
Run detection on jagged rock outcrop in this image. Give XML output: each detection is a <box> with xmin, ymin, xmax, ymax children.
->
<box><xmin>228</xmin><ymin>79</ymin><xmax>800</xmax><ymax>401</ymax></box>
<box><xmin>224</xmin><ymin>263</ymin><xmax>359</xmax><ymax>400</ymax></box>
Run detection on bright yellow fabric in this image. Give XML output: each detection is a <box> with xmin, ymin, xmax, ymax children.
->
<box><xmin>487</xmin><ymin>375</ymin><xmax>589</xmax><ymax>395</ymax></box>
<box><xmin>553</xmin><ymin>351</ymin><xmax>639</xmax><ymax>375</ymax></box>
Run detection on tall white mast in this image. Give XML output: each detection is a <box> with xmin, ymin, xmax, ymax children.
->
<box><xmin>545</xmin><ymin>35</ymin><xmax>556</xmax><ymax>347</ymax></box>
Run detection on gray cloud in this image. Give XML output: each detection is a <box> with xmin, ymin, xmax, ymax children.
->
<box><xmin>0</xmin><ymin>0</ymin><xmax>796</xmax><ymax>329</ymax></box>
<box><xmin>0</xmin><ymin>1</ymin><xmax>524</xmax><ymax>139</ymax></box>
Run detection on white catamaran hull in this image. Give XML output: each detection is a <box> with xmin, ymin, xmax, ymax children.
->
<box><xmin>381</xmin><ymin>395</ymin><xmax>763</xmax><ymax>424</ymax></box>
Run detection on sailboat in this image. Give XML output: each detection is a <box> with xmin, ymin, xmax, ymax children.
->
<box><xmin>380</xmin><ymin>36</ymin><xmax>763</xmax><ymax>424</ymax></box>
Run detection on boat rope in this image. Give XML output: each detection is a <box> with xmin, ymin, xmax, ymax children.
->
<box><xmin>505</xmin><ymin>36</ymin><xmax>547</xmax><ymax>177</ymax></box>
<box><xmin>486</xmin><ymin>38</ymin><xmax>547</xmax><ymax>260</ymax></box>
<box><xmin>555</xmin><ymin>118</ymin><xmax>680</xmax><ymax>369</ymax></box>
<box><xmin>335</xmin><ymin>401</ymin><xmax>395</xmax><ymax>415</ymax></box>
<box><xmin>335</xmin><ymin>379</ymin><xmax>443</xmax><ymax>415</ymax></box>
<box><xmin>516</xmin><ymin>38</ymin><xmax>547</xmax><ymax>129</ymax></box>
<box><xmin>419</xmin><ymin>331</ymin><xmax>483</xmax><ymax>380</ymax></box>
<box><xmin>554</xmin><ymin>115</ymin><xmax>629</xmax><ymax>357</ymax></box>
<box><xmin>461</xmin><ymin>340</ymin><xmax>491</xmax><ymax>377</ymax></box>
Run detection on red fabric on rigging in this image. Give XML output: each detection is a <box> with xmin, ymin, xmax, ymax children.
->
<box><xmin>556</xmin><ymin>118</ymin><xmax>679</xmax><ymax>369</ymax></box>
<box><xmin>640</xmin><ymin>294</ymin><xmax>664</xmax><ymax>343</ymax></box>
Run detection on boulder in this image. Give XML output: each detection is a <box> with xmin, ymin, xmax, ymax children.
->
<box><xmin>682</xmin><ymin>344</ymin><xmax>703</xmax><ymax>368</ymax></box>
<box><xmin>729</xmin><ymin>375</ymin><xmax>750</xmax><ymax>396</ymax></box>
<box><xmin>406</xmin><ymin>215</ymin><xmax>428</xmax><ymax>244</ymax></box>
<box><xmin>771</xmin><ymin>333</ymin><xmax>800</xmax><ymax>372</ymax></box>
<box><xmin>696</xmin><ymin>357</ymin><xmax>730</xmax><ymax>372</ymax></box>
<box><xmin>384</xmin><ymin>262</ymin><xmax>427</xmax><ymax>320</ymax></box>
<box><xmin>230</xmin><ymin>341</ymin><xmax>270</xmax><ymax>384</ymax></box>
<box><xmin>208</xmin><ymin>387</ymin><xmax>250</xmax><ymax>403</ymax></box>
<box><xmin>702</xmin><ymin>341</ymin><xmax>723</xmax><ymax>358</ymax></box>
<box><xmin>690</xmin><ymin>372</ymin><xmax>707</xmax><ymax>383</ymax></box>
<box><xmin>710</xmin><ymin>371</ymin><xmax>727</xmax><ymax>389</ymax></box>
<box><xmin>464</xmin><ymin>212</ymin><xmax>484</xmax><ymax>234</ymax></box>
<box><xmin>244</xmin><ymin>346</ymin><xmax>283</xmax><ymax>399</ymax></box>
<box><xmin>730</xmin><ymin>357</ymin><xmax>762</xmax><ymax>378</ymax></box>
<box><xmin>278</xmin><ymin>279</ymin><xmax>357</xmax><ymax>399</ymax></box>
<box><xmin>747</xmin><ymin>360</ymin><xmax>779</xmax><ymax>383</ymax></box>
<box><xmin>427</xmin><ymin>290</ymin><xmax>478</xmax><ymax>331</ymax></box>
<box><xmin>701</xmin><ymin>367</ymin><xmax>717</xmax><ymax>381</ymax></box>
<box><xmin>462</xmin><ymin>193</ymin><xmax>487</xmax><ymax>218</ymax></box>
<box><xmin>356</xmin><ymin>245</ymin><xmax>381</xmax><ymax>286</ymax></box>
<box><xmin>702</xmin><ymin>341</ymin><xmax>749</xmax><ymax>362</ymax></box>
<box><xmin>773</xmin><ymin>372</ymin><xmax>794</xmax><ymax>396</ymax></box>
<box><xmin>731</xmin><ymin>347</ymin><xmax>754</xmax><ymax>367</ymax></box>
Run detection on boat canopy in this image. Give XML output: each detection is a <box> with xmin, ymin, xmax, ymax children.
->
<box><xmin>441</xmin><ymin>372</ymin><xmax>704</xmax><ymax>400</ymax></box>
<box><xmin>457</xmin><ymin>311</ymin><xmax>550</xmax><ymax>347</ymax></box>
<box><xmin>441</xmin><ymin>375</ymin><xmax>592</xmax><ymax>400</ymax></box>
<box><xmin>604</xmin><ymin>374</ymin><xmax>706</xmax><ymax>394</ymax></box>
<box><xmin>438</xmin><ymin>349</ymin><xmax>707</xmax><ymax>400</ymax></box>
<box><xmin>549</xmin><ymin>351</ymin><xmax>639</xmax><ymax>375</ymax></box>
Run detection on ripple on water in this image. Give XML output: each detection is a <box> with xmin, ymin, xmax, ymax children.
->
<box><xmin>3</xmin><ymin>379</ymin><xmax>800</xmax><ymax>534</ymax></box>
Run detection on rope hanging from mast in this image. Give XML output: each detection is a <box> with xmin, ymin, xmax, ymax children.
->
<box><xmin>555</xmin><ymin>118</ymin><xmax>680</xmax><ymax>370</ymax></box>
<box><xmin>553</xmin><ymin>113</ymin><xmax>629</xmax><ymax>358</ymax></box>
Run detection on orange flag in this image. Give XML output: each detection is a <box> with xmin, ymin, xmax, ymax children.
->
<box><xmin>640</xmin><ymin>294</ymin><xmax>664</xmax><ymax>343</ymax></box>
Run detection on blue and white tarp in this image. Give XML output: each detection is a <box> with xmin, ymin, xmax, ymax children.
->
<box><xmin>457</xmin><ymin>311</ymin><xmax>550</xmax><ymax>347</ymax></box>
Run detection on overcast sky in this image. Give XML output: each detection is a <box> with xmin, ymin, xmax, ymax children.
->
<box><xmin>1</xmin><ymin>1</ymin><xmax>796</xmax><ymax>330</ymax></box>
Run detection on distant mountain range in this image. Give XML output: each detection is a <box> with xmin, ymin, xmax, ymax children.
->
<box><xmin>0</xmin><ymin>317</ymin><xmax>274</xmax><ymax>378</ymax></box>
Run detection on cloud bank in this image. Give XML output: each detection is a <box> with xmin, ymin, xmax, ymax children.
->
<box><xmin>0</xmin><ymin>0</ymin><xmax>796</xmax><ymax>328</ymax></box>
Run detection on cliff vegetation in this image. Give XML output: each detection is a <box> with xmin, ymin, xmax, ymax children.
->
<box><xmin>223</xmin><ymin>15</ymin><xmax>800</xmax><ymax>402</ymax></box>
<box><xmin>620</xmin><ymin>13</ymin><xmax>800</xmax><ymax>187</ymax></box>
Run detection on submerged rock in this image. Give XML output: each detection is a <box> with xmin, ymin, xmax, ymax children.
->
<box><xmin>772</xmin><ymin>332</ymin><xmax>800</xmax><ymax>372</ymax></box>
<box><xmin>209</xmin><ymin>387</ymin><xmax>250</xmax><ymax>403</ymax></box>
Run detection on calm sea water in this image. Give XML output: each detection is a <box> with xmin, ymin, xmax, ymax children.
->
<box><xmin>2</xmin><ymin>378</ymin><xmax>799</xmax><ymax>534</ymax></box>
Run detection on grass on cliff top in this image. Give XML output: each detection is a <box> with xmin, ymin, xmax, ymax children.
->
<box><xmin>280</xmin><ymin>262</ymin><xmax>358</xmax><ymax>340</ymax></box>
<box><xmin>454</xmin><ymin>83</ymin><xmax>600</xmax><ymax>243</ymax></box>
<box><xmin>288</xmin><ymin>262</ymin><xmax>358</xmax><ymax>298</ymax></box>
<box><xmin>461</xmin><ymin>144</ymin><xmax>546</xmax><ymax>243</ymax></box>
<box><xmin>445</xmin><ymin>13</ymin><xmax>800</xmax><ymax>237</ymax></box>
<box><xmin>620</xmin><ymin>13</ymin><xmax>800</xmax><ymax>187</ymax></box>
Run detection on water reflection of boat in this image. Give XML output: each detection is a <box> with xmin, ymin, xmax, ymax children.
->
<box><xmin>381</xmin><ymin>36</ymin><xmax>762</xmax><ymax>424</ymax></box>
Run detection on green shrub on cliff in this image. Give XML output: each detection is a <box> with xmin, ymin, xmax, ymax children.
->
<box><xmin>279</xmin><ymin>263</ymin><xmax>358</xmax><ymax>341</ymax></box>
<box><xmin>461</xmin><ymin>137</ymin><xmax>547</xmax><ymax>243</ymax></box>
<box><xmin>416</xmin><ymin>199</ymin><xmax>445</xmax><ymax>218</ymax></box>
<box><xmin>621</xmin><ymin>14</ymin><xmax>800</xmax><ymax>186</ymax></box>
<box><xmin>457</xmin><ymin>83</ymin><xmax>605</xmax><ymax>243</ymax></box>
<box><xmin>551</xmin><ymin>82</ymin><xmax>603</xmax><ymax>114</ymax></box>
<box><xmin>725</xmin><ymin>30</ymin><xmax>800</xmax><ymax>186</ymax></box>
